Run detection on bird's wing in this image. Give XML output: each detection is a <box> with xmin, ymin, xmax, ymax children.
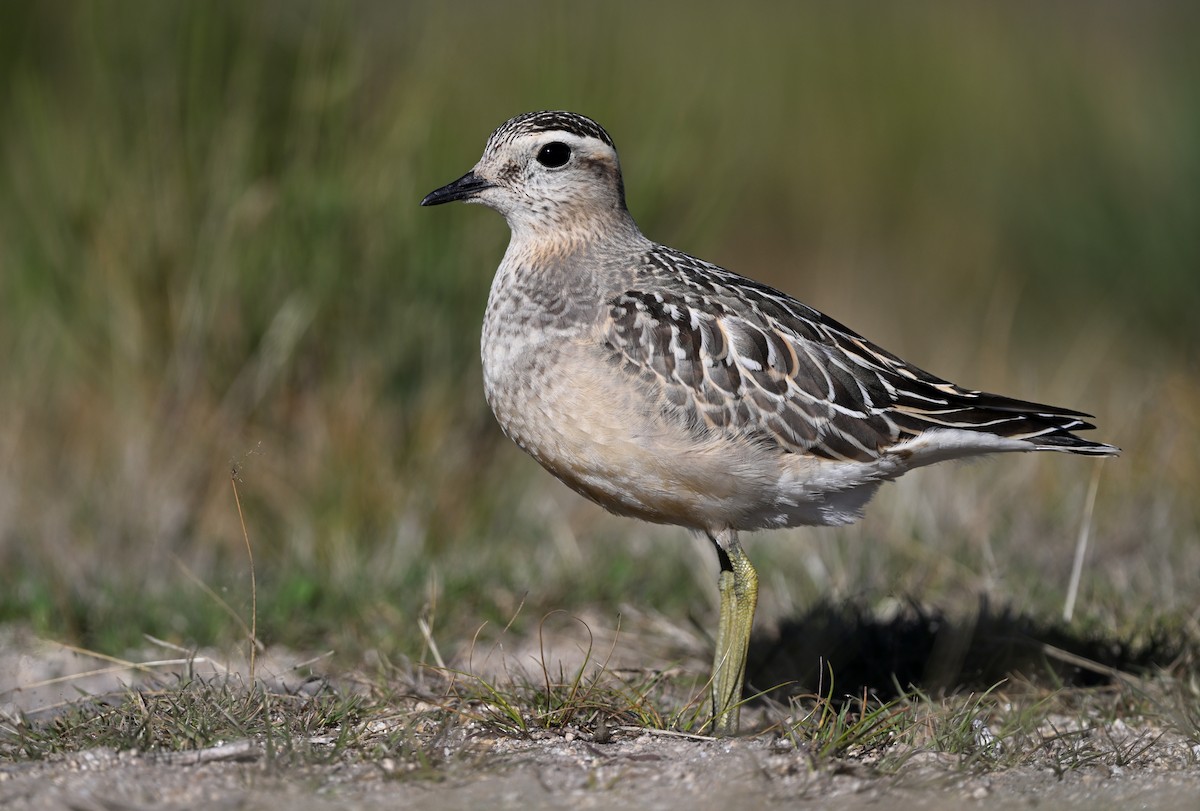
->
<box><xmin>601</xmin><ymin>247</ymin><xmax>1114</xmax><ymax>462</ymax></box>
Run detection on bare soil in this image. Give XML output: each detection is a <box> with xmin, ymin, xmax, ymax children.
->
<box><xmin>4</xmin><ymin>729</ymin><xmax>1200</xmax><ymax>811</ymax></box>
<box><xmin>3</xmin><ymin>626</ymin><xmax>1198</xmax><ymax>810</ymax></box>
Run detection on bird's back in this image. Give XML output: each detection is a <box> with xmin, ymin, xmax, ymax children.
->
<box><xmin>606</xmin><ymin>242</ymin><xmax>1117</xmax><ymax>463</ymax></box>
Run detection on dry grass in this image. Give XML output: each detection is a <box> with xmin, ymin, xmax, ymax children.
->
<box><xmin>3</xmin><ymin>612</ymin><xmax>1197</xmax><ymax>787</ymax></box>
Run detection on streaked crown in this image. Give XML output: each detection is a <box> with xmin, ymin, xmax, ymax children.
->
<box><xmin>485</xmin><ymin>111</ymin><xmax>616</xmax><ymax>149</ymax></box>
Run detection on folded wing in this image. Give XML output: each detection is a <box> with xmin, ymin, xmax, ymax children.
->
<box><xmin>602</xmin><ymin>247</ymin><xmax>1119</xmax><ymax>463</ymax></box>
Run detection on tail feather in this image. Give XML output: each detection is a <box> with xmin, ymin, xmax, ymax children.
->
<box><xmin>1026</xmin><ymin>432</ymin><xmax>1120</xmax><ymax>456</ymax></box>
<box><xmin>892</xmin><ymin>387</ymin><xmax>1120</xmax><ymax>457</ymax></box>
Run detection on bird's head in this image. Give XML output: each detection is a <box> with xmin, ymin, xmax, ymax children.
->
<box><xmin>422</xmin><ymin>111</ymin><xmax>630</xmax><ymax>238</ymax></box>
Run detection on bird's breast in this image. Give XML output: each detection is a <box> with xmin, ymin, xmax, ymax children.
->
<box><xmin>479</xmin><ymin>317</ymin><xmax>829</xmax><ymax>531</ymax></box>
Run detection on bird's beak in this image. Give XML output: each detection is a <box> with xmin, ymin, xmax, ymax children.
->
<box><xmin>420</xmin><ymin>171</ymin><xmax>494</xmax><ymax>206</ymax></box>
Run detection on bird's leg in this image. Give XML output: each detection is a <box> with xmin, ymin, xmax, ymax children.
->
<box><xmin>707</xmin><ymin>529</ymin><xmax>758</xmax><ymax>736</ymax></box>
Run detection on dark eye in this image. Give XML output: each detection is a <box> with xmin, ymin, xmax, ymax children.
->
<box><xmin>536</xmin><ymin>141</ymin><xmax>571</xmax><ymax>168</ymax></box>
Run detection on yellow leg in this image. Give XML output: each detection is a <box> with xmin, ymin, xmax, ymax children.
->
<box><xmin>708</xmin><ymin>530</ymin><xmax>758</xmax><ymax>736</ymax></box>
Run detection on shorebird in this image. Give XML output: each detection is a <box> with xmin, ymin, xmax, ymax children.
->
<box><xmin>421</xmin><ymin>111</ymin><xmax>1118</xmax><ymax>735</ymax></box>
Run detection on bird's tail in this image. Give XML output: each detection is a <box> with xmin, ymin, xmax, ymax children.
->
<box><xmin>891</xmin><ymin>388</ymin><xmax>1121</xmax><ymax>457</ymax></box>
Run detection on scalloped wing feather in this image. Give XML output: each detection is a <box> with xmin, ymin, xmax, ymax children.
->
<box><xmin>602</xmin><ymin>246</ymin><xmax>1119</xmax><ymax>464</ymax></box>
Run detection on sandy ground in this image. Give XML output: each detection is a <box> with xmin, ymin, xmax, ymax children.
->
<box><xmin>4</xmin><ymin>730</ymin><xmax>1200</xmax><ymax>811</ymax></box>
<box><xmin>3</xmin><ymin>625</ymin><xmax>1199</xmax><ymax>810</ymax></box>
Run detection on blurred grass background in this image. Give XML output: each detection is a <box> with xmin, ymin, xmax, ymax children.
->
<box><xmin>0</xmin><ymin>0</ymin><xmax>1197</xmax><ymax>661</ymax></box>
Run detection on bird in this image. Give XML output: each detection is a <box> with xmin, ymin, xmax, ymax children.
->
<box><xmin>421</xmin><ymin>110</ymin><xmax>1118</xmax><ymax>735</ymax></box>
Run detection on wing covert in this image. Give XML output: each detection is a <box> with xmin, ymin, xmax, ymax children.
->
<box><xmin>602</xmin><ymin>245</ymin><xmax>1111</xmax><ymax>461</ymax></box>
<box><xmin>603</xmin><ymin>288</ymin><xmax>903</xmax><ymax>461</ymax></box>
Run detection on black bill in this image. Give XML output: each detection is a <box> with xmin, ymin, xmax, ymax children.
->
<box><xmin>420</xmin><ymin>171</ymin><xmax>494</xmax><ymax>206</ymax></box>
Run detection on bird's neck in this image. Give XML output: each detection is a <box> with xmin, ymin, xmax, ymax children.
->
<box><xmin>503</xmin><ymin>203</ymin><xmax>644</xmax><ymax>252</ymax></box>
<box><xmin>486</xmin><ymin>213</ymin><xmax>646</xmax><ymax>336</ymax></box>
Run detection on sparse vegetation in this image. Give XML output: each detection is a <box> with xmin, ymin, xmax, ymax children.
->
<box><xmin>4</xmin><ymin>625</ymin><xmax>1198</xmax><ymax>784</ymax></box>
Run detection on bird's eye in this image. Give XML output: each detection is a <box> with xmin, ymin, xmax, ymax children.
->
<box><xmin>536</xmin><ymin>141</ymin><xmax>572</xmax><ymax>168</ymax></box>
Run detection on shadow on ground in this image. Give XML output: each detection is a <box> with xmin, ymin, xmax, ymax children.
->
<box><xmin>746</xmin><ymin>598</ymin><xmax>1181</xmax><ymax>702</ymax></box>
